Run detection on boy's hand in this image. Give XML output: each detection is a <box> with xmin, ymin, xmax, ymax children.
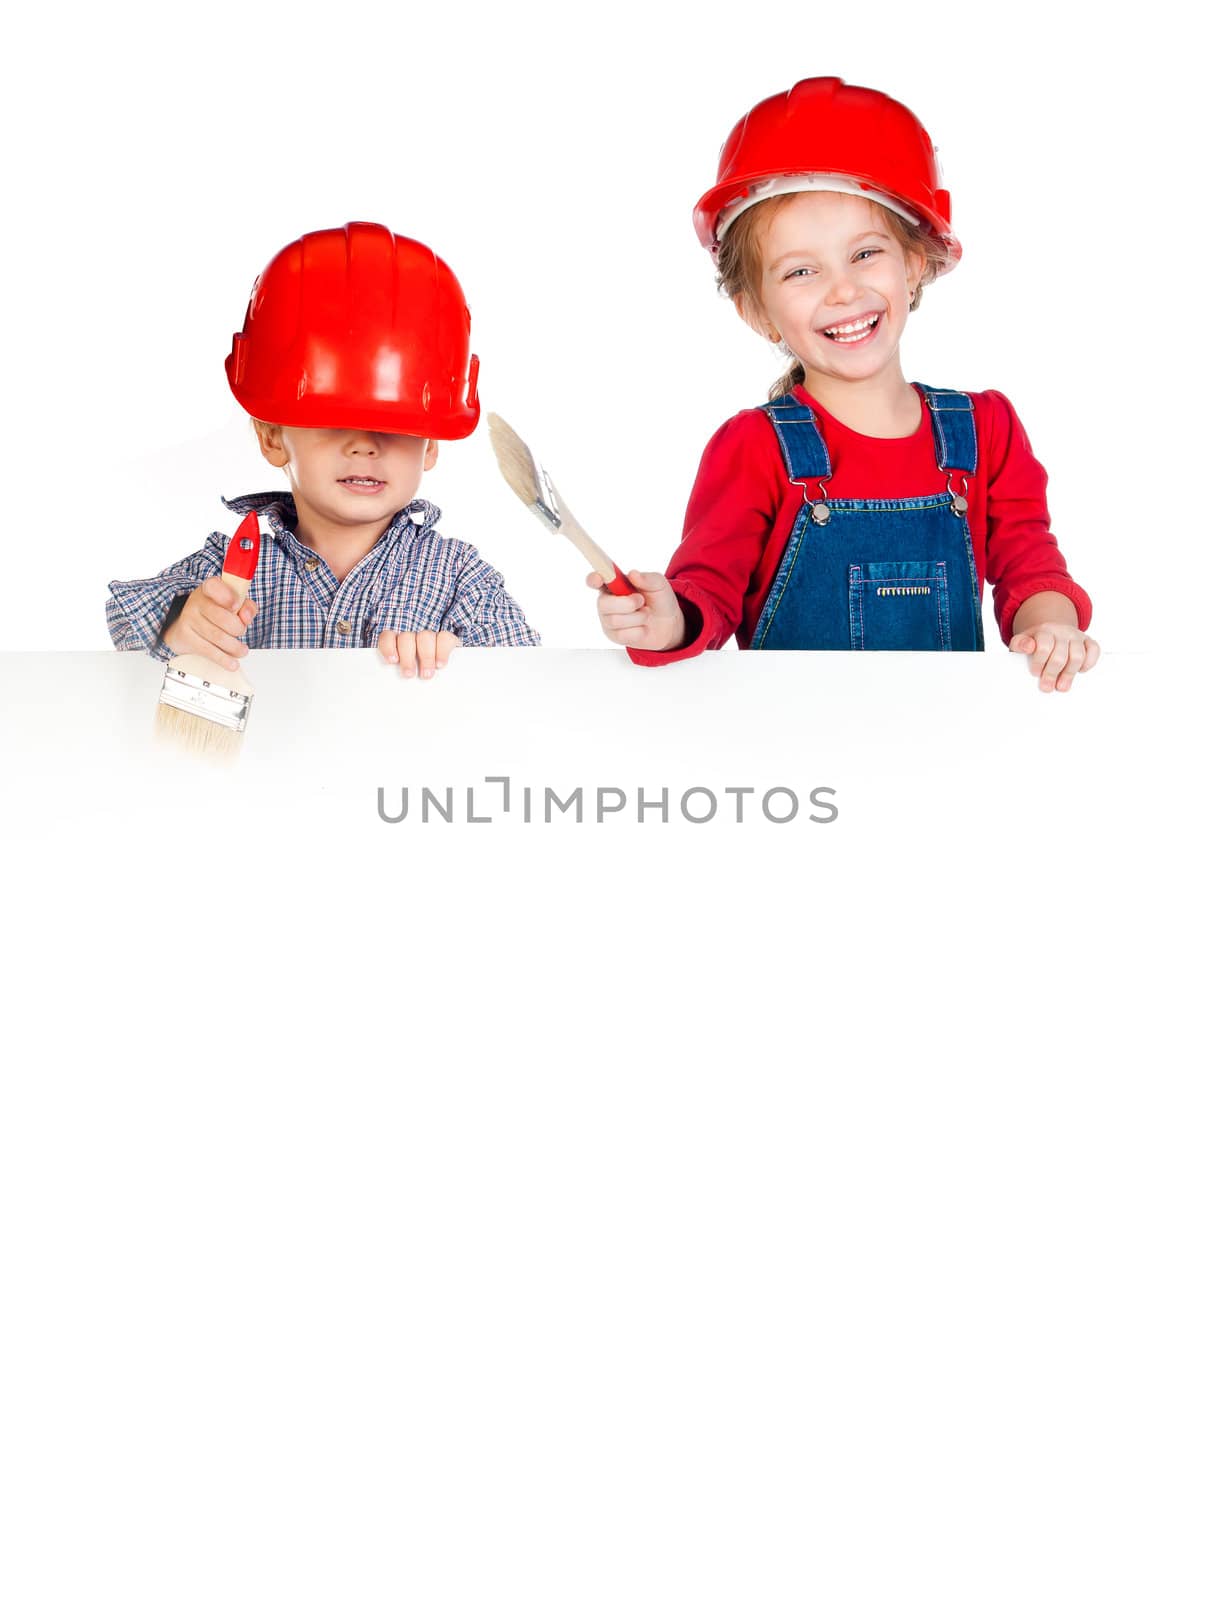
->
<box><xmin>163</xmin><ymin>579</ymin><xmax>258</xmax><ymax>670</ymax></box>
<box><xmin>377</xmin><ymin>630</ymin><xmax>460</xmax><ymax>679</ymax></box>
<box><xmin>586</xmin><ymin>570</ymin><xmax>686</xmax><ymax>652</ymax></box>
<box><xmin>1009</xmin><ymin>623</ymin><xmax>1101</xmax><ymax>692</ymax></box>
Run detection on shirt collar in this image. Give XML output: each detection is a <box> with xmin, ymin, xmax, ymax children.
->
<box><xmin>221</xmin><ymin>492</ymin><xmax>441</xmax><ymax>555</ymax></box>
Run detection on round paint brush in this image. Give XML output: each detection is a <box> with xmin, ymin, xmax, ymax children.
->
<box><xmin>487</xmin><ymin>413</ymin><xmax>636</xmax><ymax>596</ymax></box>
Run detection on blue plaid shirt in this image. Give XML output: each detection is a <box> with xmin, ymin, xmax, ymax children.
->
<box><xmin>106</xmin><ymin>491</ymin><xmax>540</xmax><ymax>660</ymax></box>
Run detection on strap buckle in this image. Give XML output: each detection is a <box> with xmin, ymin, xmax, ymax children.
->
<box><xmin>792</xmin><ymin>475</ymin><xmax>832</xmax><ymax>525</ymax></box>
<box><xmin>946</xmin><ymin>473</ymin><xmax>969</xmax><ymax>515</ymax></box>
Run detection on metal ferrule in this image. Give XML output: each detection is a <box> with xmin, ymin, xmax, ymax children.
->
<box><xmin>533</xmin><ymin>462</ymin><xmax>564</xmax><ymax>530</ymax></box>
<box><xmin>159</xmin><ymin>665</ymin><xmax>252</xmax><ymax>733</ymax></box>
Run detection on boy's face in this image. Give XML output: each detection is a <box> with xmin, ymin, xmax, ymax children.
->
<box><xmin>255</xmin><ymin>425</ymin><xmax>438</xmax><ymax>532</ymax></box>
<box><xmin>742</xmin><ymin>191</ymin><xmax>923</xmax><ymax>388</ymax></box>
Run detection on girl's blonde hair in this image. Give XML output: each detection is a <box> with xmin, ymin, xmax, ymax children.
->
<box><xmin>715</xmin><ymin>194</ymin><xmax>950</xmax><ymax>400</ymax></box>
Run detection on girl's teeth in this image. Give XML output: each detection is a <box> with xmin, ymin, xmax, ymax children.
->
<box><xmin>823</xmin><ymin>315</ymin><xmax>879</xmax><ymax>342</ymax></box>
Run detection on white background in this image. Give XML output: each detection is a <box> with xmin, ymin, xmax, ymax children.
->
<box><xmin>1</xmin><ymin>3</ymin><xmax>1202</xmax><ymax>1597</ymax></box>
<box><xmin>1</xmin><ymin>0</ymin><xmax>1197</xmax><ymax>650</ymax></box>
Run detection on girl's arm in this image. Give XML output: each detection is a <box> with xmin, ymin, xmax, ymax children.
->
<box><xmin>980</xmin><ymin>391</ymin><xmax>1093</xmax><ymax>643</ymax></box>
<box><xmin>1007</xmin><ymin>591</ymin><xmax>1101</xmax><ymax>693</ymax></box>
<box><xmin>588</xmin><ymin>569</ymin><xmax>689</xmax><ymax>651</ymax></box>
<box><xmin>623</xmin><ymin>411</ymin><xmax>780</xmax><ymax>666</ymax></box>
<box><xmin>1011</xmin><ymin>592</ymin><xmax>1079</xmax><ymax>629</ymax></box>
<box><xmin>978</xmin><ymin>392</ymin><xmax>1099</xmax><ymax>691</ymax></box>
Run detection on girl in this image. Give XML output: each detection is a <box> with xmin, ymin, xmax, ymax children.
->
<box><xmin>590</xmin><ymin>76</ymin><xmax>1098</xmax><ymax>692</ymax></box>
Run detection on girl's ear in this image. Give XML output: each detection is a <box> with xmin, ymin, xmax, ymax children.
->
<box><xmin>423</xmin><ymin>438</ymin><xmax>439</xmax><ymax>471</ymax></box>
<box><xmin>733</xmin><ymin>292</ymin><xmax>779</xmax><ymax>344</ymax></box>
<box><xmin>905</xmin><ymin>248</ymin><xmax>927</xmax><ymax>303</ymax></box>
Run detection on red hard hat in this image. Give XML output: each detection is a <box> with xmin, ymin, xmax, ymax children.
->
<box><xmin>226</xmin><ymin>222</ymin><xmax>480</xmax><ymax>439</ymax></box>
<box><xmin>694</xmin><ymin>77</ymin><xmax>960</xmax><ymax>270</ymax></box>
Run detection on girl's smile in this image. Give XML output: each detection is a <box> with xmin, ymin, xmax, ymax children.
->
<box><xmin>817</xmin><ymin>312</ymin><xmax>881</xmax><ymax>343</ymax></box>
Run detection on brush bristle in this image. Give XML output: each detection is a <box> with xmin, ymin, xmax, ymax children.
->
<box><xmin>486</xmin><ymin>413</ymin><xmax>542</xmax><ymax>508</ymax></box>
<box><xmin>154</xmin><ymin>701</ymin><xmax>245</xmax><ymax>763</ymax></box>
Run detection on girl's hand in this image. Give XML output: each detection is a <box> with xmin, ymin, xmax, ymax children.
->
<box><xmin>1009</xmin><ymin>623</ymin><xmax>1101</xmax><ymax>692</ymax></box>
<box><xmin>377</xmin><ymin>629</ymin><xmax>460</xmax><ymax>679</ymax></box>
<box><xmin>587</xmin><ymin>570</ymin><xmax>686</xmax><ymax>652</ymax></box>
<box><xmin>163</xmin><ymin>579</ymin><xmax>258</xmax><ymax>670</ymax></box>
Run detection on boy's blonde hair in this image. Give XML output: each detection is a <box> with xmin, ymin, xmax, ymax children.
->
<box><xmin>715</xmin><ymin>195</ymin><xmax>950</xmax><ymax>400</ymax></box>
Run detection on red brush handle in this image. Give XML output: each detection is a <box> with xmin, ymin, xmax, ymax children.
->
<box><xmin>223</xmin><ymin>510</ymin><xmax>262</xmax><ymax>582</ymax></box>
<box><xmin>605</xmin><ymin>566</ymin><xmax>636</xmax><ymax>596</ymax></box>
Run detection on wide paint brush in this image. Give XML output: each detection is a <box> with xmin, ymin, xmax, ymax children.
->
<box><xmin>487</xmin><ymin>413</ymin><xmax>636</xmax><ymax>595</ymax></box>
<box><xmin>154</xmin><ymin>509</ymin><xmax>261</xmax><ymax>760</ymax></box>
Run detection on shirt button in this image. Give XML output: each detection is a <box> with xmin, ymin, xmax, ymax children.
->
<box><xmin>304</xmin><ymin>558</ymin><xmax>320</xmax><ymax>573</ymax></box>
<box><xmin>336</xmin><ymin>619</ymin><xmax>352</xmax><ymax>636</ymax></box>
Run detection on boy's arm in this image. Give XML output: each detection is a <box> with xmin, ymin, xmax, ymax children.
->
<box><xmin>441</xmin><ymin>548</ymin><xmax>541</xmax><ymax>646</ymax></box>
<box><xmin>106</xmin><ymin>533</ymin><xmax>229</xmax><ymax>661</ymax></box>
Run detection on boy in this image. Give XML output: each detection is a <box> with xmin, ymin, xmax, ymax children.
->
<box><xmin>107</xmin><ymin>222</ymin><xmax>539</xmax><ymax>679</ymax></box>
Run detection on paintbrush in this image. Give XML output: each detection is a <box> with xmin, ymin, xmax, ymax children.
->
<box><xmin>154</xmin><ymin>509</ymin><xmax>261</xmax><ymax>761</ymax></box>
<box><xmin>487</xmin><ymin>413</ymin><xmax>636</xmax><ymax>595</ymax></box>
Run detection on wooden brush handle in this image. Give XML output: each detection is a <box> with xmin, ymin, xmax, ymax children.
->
<box><xmin>557</xmin><ymin>510</ymin><xmax>635</xmax><ymax>596</ymax></box>
<box><xmin>161</xmin><ymin>509</ymin><xmax>258</xmax><ymax>690</ymax></box>
<box><xmin>176</xmin><ymin>561</ymin><xmax>251</xmax><ymax>683</ymax></box>
<box><xmin>223</xmin><ymin>574</ymin><xmax>252</xmax><ymax>607</ymax></box>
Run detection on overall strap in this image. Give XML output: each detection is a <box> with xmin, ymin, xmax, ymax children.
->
<box><xmin>917</xmin><ymin>385</ymin><xmax>978</xmax><ymax>475</ymax></box>
<box><xmin>762</xmin><ymin>395</ymin><xmax>833</xmax><ymax>481</ymax></box>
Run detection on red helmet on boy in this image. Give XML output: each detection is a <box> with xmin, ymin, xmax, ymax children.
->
<box><xmin>225</xmin><ymin>222</ymin><xmax>481</xmax><ymax>439</ymax></box>
<box><xmin>693</xmin><ymin>76</ymin><xmax>960</xmax><ymax>269</ymax></box>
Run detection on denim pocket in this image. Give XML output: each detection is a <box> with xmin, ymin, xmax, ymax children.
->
<box><xmin>848</xmin><ymin>561</ymin><xmax>951</xmax><ymax>651</ymax></box>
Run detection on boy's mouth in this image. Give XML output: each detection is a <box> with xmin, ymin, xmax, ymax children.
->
<box><xmin>818</xmin><ymin>313</ymin><xmax>881</xmax><ymax>344</ymax></box>
<box><xmin>337</xmin><ymin>476</ymin><xmax>387</xmax><ymax>493</ymax></box>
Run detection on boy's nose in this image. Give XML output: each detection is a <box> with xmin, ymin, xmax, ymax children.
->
<box><xmin>345</xmin><ymin>432</ymin><xmax>380</xmax><ymax>454</ymax></box>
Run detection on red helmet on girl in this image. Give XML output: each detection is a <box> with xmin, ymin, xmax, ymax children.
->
<box><xmin>225</xmin><ymin>222</ymin><xmax>481</xmax><ymax>439</ymax></box>
<box><xmin>694</xmin><ymin>76</ymin><xmax>960</xmax><ymax>270</ymax></box>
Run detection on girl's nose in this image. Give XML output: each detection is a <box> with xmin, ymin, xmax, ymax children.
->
<box><xmin>825</xmin><ymin>270</ymin><xmax>858</xmax><ymax>304</ymax></box>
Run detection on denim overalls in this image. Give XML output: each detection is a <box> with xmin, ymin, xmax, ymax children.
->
<box><xmin>751</xmin><ymin>385</ymin><xmax>984</xmax><ymax>651</ymax></box>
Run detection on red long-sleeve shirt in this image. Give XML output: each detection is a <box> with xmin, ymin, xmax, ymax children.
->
<box><xmin>628</xmin><ymin>383</ymin><xmax>1092</xmax><ymax>666</ymax></box>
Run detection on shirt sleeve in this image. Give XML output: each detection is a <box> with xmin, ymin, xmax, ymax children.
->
<box><xmin>626</xmin><ymin>410</ymin><xmax>781</xmax><ymax>668</ymax></box>
<box><xmin>980</xmin><ymin>391</ymin><xmax>1093</xmax><ymax>644</ymax></box>
<box><xmin>442</xmin><ymin>547</ymin><xmax>541</xmax><ymax>647</ymax></box>
<box><xmin>106</xmin><ymin>533</ymin><xmax>228</xmax><ymax>661</ymax></box>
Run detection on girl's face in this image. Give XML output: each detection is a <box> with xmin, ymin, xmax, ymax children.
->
<box><xmin>744</xmin><ymin>191</ymin><xmax>923</xmax><ymax>388</ymax></box>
